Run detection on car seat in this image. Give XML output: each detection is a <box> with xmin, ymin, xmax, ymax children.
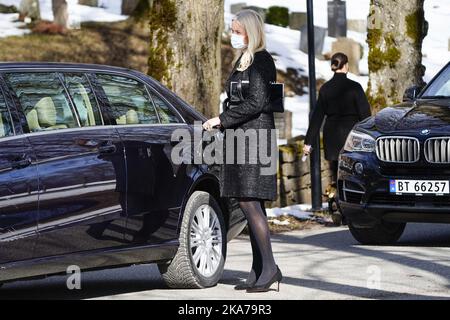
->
<box><xmin>26</xmin><ymin>97</ymin><xmax>69</xmax><ymax>132</ymax></box>
<box><xmin>116</xmin><ymin>109</ymin><xmax>139</xmax><ymax>125</ymax></box>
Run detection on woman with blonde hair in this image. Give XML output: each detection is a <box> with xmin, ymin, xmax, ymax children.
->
<box><xmin>203</xmin><ymin>9</ymin><xmax>282</xmax><ymax>293</ymax></box>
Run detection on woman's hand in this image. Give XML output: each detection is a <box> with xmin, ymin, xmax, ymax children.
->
<box><xmin>302</xmin><ymin>144</ymin><xmax>312</xmax><ymax>162</ymax></box>
<box><xmin>303</xmin><ymin>145</ymin><xmax>312</xmax><ymax>156</ymax></box>
<box><xmin>202</xmin><ymin>117</ymin><xmax>221</xmax><ymax>131</ymax></box>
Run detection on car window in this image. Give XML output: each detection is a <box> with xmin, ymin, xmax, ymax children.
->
<box><xmin>62</xmin><ymin>73</ymin><xmax>103</xmax><ymax>127</ymax></box>
<box><xmin>0</xmin><ymin>89</ymin><xmax>13</xmax><ymax>138</ymax></box>
<box><xmin>422</xmin><ymin>64</ymin><xmax>450</xmax><ymax>97</ymax></box>
<box><xmin>4</xmin><ymin>72</ymin><xmax>78</xmax><ymax>133</ymax></box>
<box><xmin>95</xmin><ymin>74</ymin><xmax>159</xmax><ymax>125</ymax></box>
<box><xmin>148</xmin><ymin>89</ymin><xmax>182</xmax><ymax>124</ymax></box>
<box><xmin>436</xmin><ymin>80</ymin><xmax>450</xmax><ymax>96</ymax></box>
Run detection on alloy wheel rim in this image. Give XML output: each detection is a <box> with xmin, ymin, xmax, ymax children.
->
<box><xmin>189</xmin><ymin>204</ymin><xmax>223</xmax><ymax>277</ymax></box>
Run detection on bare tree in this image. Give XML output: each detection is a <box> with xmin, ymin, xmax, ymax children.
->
<box><xmin>147</xmin><ymin>0</ymin><xmax>224</xmax><ymax>118</ymax></box>
<box><xmin>52</xmin><ymin>0</ymin><xmax>69</xmax><ymax>29</ymax></box>
<box><xmin>366</xmin><ymin>0</ymin><xmax>428</xmax><ymax>112</ymax></box>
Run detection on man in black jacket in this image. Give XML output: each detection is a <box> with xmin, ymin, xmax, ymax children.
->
<box><xmin>303</xmin><ymin>52</ymin><xmax>372</xmax><ymax>186</ymax></box>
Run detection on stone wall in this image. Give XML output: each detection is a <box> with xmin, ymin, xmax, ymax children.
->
<box><xmin>267</xmin><ymin>136</ymin><xmax>333</xmax><ymax>208</ymax></box>
<box><xmin>274</xmin><ymin>111</ymin><xmax>292</xmax><ymax>140</ymax></box>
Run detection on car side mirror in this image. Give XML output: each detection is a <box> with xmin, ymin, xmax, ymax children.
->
<box><xmin>403</xmin><ymin>85</ymin><xmax>425</xmax><ymax>102</ymax></box>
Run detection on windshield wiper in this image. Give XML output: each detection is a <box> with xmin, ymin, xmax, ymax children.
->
<box><xmin>420</xmin><ymin>95</ymin><xmax>450</xmax><ymax>99</ymax></box>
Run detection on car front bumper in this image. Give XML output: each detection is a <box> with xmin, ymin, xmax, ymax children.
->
<box><xmin>338</xmin><ymin>151</ymin><xmax>450</xmax><ymax>227</ymax></box>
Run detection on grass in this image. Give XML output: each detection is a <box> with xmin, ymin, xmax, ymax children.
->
<box><xmin>0</xmin><ymin>19</ymin><xmax>150</xmax><ymax>74</ymax></box>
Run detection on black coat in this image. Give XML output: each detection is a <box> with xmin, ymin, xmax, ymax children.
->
<box><xmin>218</xmin><ymin>49</ymin><xmax>277</xmax><ymax>201</ymax></box>
<box><xmin>305</xmin><ymin>73</ymin><xmax>371</xmax><ymax>161</ymax></box>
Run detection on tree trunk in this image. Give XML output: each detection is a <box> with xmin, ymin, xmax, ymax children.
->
<box><xmin>122</xmin><ymin>0</ymin><xmax>141</xmax><ymax>15</ymax></box>
<box><xmin>52</xmin><ymin>0</ymin><xmax>69</xmax><ymax>28</ymax></box>
<box><xmin>147</xmin><ymin>0</ymin><xmax>224</xmax><ymax>118</ymax></box>
<box><xmin>366</xmin><ymin>0</ymin><xmax>428</xmax><ymax>113</ymax></box>
<box><xmin>19</xmin><ymin>0</ymin><xmax>41</xmax><ymax>20</ymax></box>
<box><xmin>78</xmin><ymin>0</ymin><xmax>98</xmax><ymax>7</ymax></box>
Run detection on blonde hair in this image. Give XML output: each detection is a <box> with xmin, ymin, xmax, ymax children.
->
<box><xmin>232</xmin><ymin>9</ymin><xmax>266</xmax><ymax>71</ymax></box>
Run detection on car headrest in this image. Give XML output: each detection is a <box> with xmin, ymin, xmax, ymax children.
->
<box><xmin>35</xmin><ymin>97</ymin><xmax>56</xmax><ymax>127</ymax></box>
<box><xmin>26</xmin><ymin>109</ymin><xmax>41</xmax><ymax>132</ymax></box>
<box><xmin>126</xmin><ymin>109</ymin><xmax>139</xmax><ymax>124</ymax></box>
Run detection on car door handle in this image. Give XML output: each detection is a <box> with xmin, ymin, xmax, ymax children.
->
<box><xmin>11</xmin><ymin>157</ymin><xmax>32</xmax><ymax>169</ymax></box>
<box><xmin>98</xmin><ymin>144</ymin><xmax>117</xmax><ymax>154</ymax></box>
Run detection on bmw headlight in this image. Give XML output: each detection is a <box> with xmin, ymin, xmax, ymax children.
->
<box><xmin>344</xmin><ymin>130</ymin><xmax>375</xmax><ymax>152</ymax></box>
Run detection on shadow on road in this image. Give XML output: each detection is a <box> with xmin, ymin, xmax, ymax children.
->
<box><xmin>221</xmin><ymin>269</ymin><xmax>450</xmax><ymax>300</ymax></box>
<box><xmin>229</xmin><ymin>223</ymin><xmax>450</xmax><ymax>299</ymax></box>
<box><xmin>0</xmin><ymin>223</ymin><xmax>449</xmax><ymax>299</ymax></box>
<box><xmin>0</xmin><ymin>265</ymin><xmax>168</xmax><ymax>300</ymax></box>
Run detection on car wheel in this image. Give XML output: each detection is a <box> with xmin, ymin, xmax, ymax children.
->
<box><xmin>158</xmin><ymin>191</ymin><xmax>227</xmax><ymax>288</ymax></box>
<box><xmin>348</xmin><ymin>220</ymin><xmax>406</xmax><ymax>245</ymax></box>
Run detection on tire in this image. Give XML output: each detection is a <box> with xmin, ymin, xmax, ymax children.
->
<box><xmin>348</xmin><ymin>220</ymin><xmax>406</xmax><ymax>245</ymax></box>
<box><xmin>158</xmin><ymin>191</ymin><xmax>227</xmax><ymax>289</ymax></box>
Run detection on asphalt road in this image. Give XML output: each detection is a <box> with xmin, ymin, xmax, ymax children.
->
<box><xmin>1</xmin><ymin>223</ymin><xmax>450</xmax><ymax>300</ymax></box>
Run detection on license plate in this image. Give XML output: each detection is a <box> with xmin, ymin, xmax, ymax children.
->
<box><xmin>389</xmin><ymin>180</ymin><xmax>450</xmax><ymax>195</ymax></box>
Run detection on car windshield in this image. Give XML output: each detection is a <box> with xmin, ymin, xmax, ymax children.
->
<box><xmin>421</xmin><ymin>63</ymin><xmax>450</xmax><ymax>98</ymax></box>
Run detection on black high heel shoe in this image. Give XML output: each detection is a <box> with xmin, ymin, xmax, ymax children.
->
<box><xmin>246</xmin><ymin>266</ymin><xmax>282</xmax><ymax>293</ymax></box>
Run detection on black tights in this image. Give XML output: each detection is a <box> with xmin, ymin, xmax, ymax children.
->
<box><xmin>239</xmin><ymin>198</ymin><xmax>277</xmax><ymax>285</ymax></box>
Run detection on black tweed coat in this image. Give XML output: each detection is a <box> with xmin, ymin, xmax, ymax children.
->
<box><xmin>218</xmin><ymin>49</ymin><xmax>277</xmax><ymax>201</ymax></box>
<box><xmin>305</xmin><ymin>73</ymin><xmax>371</xmax><ymax>161</ymax></box>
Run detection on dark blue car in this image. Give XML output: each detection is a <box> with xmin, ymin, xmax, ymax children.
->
<box><xmin>0</xmin><ymin>62</ymin><xmax>246</xmax><ymax>288</ymax></box>
<box><xmin>338</xmin><ymin>62</ymin><xmax>450</xmax><ymax>245</ymax></box>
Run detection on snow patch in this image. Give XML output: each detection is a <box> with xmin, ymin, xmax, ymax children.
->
<box><xmin>269</xmin><ymin>219</ymin><xmax>291</xmax><ymax>226</ymax></box>
<box><xmin>0</xmin><ymin>13</ymin><xmax>29</xmax><ymax>37</ymax></box>
<box><xmin>0</xmin><ymin>0</ymin><xmax>127</xmax><ymax>30</ymax></box>
<box><xmin>266</xmin><ymin>203</ymin><xmax>329</xmax><ymax>220</ymax></box>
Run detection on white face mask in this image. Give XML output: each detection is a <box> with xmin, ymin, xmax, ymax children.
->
<box><xmin>231</xmin><ymin>33</ymin><xmax>247</xmax><ymax>49</ymax></box>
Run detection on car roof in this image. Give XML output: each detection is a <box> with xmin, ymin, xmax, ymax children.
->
<box><xmin>0</xmin><ymin>61</ymin><xmax>142</xmax><ymax>74</ymax></box>
<box><xmin>0</xmin><ymin>61</ymin><xmax>204</xmax><ymax>121</ymax></box>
